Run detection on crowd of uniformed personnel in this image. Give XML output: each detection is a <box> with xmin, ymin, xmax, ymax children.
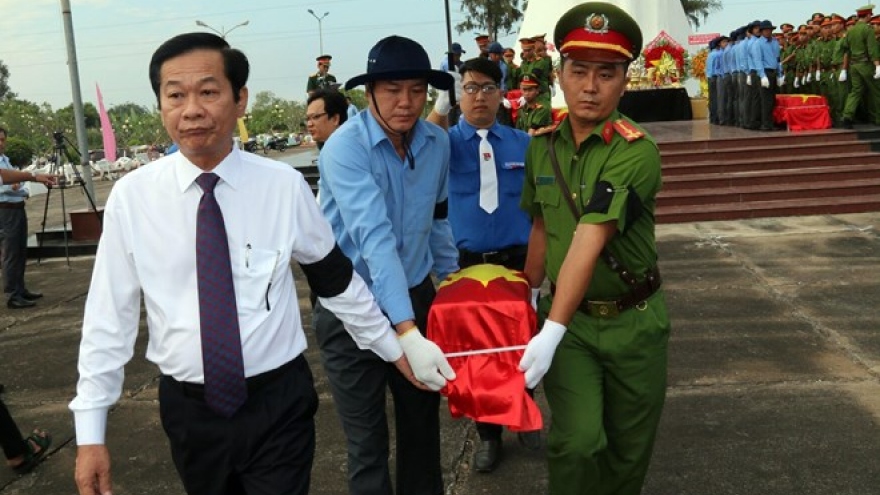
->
<box><xmin>706</xmin><ymin>5</ymin><xmax>880</xmax><ymax>130</ymax></box>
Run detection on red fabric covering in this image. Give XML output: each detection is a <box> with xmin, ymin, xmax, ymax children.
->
<box><xmin>427</xmin><ymin>264</ymin><xmax>541</xmax><ymax>432</ymax></box>
<box><xmin>773</xmin><ymin>94</ymin><xmax>832</xmax><ymax>131</ymax></box>
<box><xmin>506</xmin><ymin>89</ymin><xmax>523</xmax><ymax>122</ymax></box>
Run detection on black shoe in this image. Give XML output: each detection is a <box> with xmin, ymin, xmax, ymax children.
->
<box><xmin>841</xmin><ymin>119</ymin><xmax>853</xmax><ymax>129</ymax></box>
<box><xmin>474</xmin><ymin>439</ymin><xmax>502</xmax><ymax>473</ymax></box>
<box><xmin>21</xmin><ymin>290</ymin><xmax>43</xmax><ymax>300</ymax></box>
<box><xmin>7</xmin><ymin>296</ymin><xmax>36</xmax><ymax>309</ymax></box>
<box><xmin>517</xmin><ymin>430</ymin><xmax>543</xmax><ymax>451</ymax></box>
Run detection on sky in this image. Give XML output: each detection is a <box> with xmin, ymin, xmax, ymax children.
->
<box><xmin>0</xmin><ymin>0</ymin><xmax>868</xmax><ymax>112</ymax></box>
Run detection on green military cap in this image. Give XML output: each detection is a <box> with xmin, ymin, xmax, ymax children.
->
<box><xmin>857</xmin><ymin>4</ymin><xmax>875</xmax><ymax>16</ymax></box>
<box><xmin>520</xmin><ymin>73</ymin><xmax>539</xmax><ymax>88</ymax></box>
<box><xmin>553</xmin><ymin>1</ymin><xmax>643</xmax><ymax>61</ymax></box>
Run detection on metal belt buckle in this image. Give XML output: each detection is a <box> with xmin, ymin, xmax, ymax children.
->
<box><xmin>588</xmin><ymin>300</ymin><xmax>619</xmax><ymax>318</ymax></box>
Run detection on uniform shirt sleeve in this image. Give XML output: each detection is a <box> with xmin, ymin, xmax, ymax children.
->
<box><xmin>579</xmin><ymin>136</ymin><xmax>662</xmax><ymax>233</ymax></box>
<box><xmin>520</xmin><ymin>137</ymin><xmax>542</xmax><ymax>218</ymax></box>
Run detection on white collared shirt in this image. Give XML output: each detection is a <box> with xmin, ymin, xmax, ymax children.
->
<box><xmin>70</xmin><ymin>147</ymin><xmax>400</xmax><ymax>444</ymax></box>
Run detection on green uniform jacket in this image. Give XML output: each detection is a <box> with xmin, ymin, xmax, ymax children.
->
<box><xmin>530</xmin><ymin>56</ymin><xmax>554</xmax><ymax>96</ymax></box>
<box><xmin>306</xmin><ymin>72</ymin><xmax>338</xmax><ymax>93</ymax></box>
<box><xmin>516</xmin><ymin>103</ymin><xmax>552</xmax><ymax>132</ymax></box>
<box><xmin>842</xmin><ymin>21</ymin><xmax>880</xmax><ymax>64</ymax></box>
<box><xmin>520</xmin><ymin>112</ymin><xmax>662</xmax><ymax>300</ymax></box>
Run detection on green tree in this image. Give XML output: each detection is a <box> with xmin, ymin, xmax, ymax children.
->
<box><xmin>680</xmin><ymin>0</ymin><xmax>722</xmax><ymax>29</ymax></box>
<box><xmin>4</xmin><ymin>137</ymin><xmax>34</xmax><ymax>166</ymax></box>
<box><xmin>0</xmin><ymin>60</ymin><xmax>15</xmax><ymax>101</ymax></box>
<box><xmin>456</xmin><ymin>0</ymin><xmax>526</xmax><ymax>41</ymax></box>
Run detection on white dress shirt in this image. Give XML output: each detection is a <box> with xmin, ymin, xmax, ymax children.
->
<box><xmin>70</xmin><ymin>147</ymin><xmax>401</xmax><ymax>445</ymax></box>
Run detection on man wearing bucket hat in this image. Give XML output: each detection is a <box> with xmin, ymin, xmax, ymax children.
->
<box><xmin>441</xmin><ymin>42</ymin><xmax>466</xmax><ymax>72</ymax></box>
<box><xmin>750</xmin><ymin>20</ymin><xmax>782</xmax><ymax>131</ymax></box>
<box><xmin>315</xmin><ymin>35</ymin><xmax>458</xmax><ymax>495</ymax></box>
<box><xmin>517</xmin><ymin>3</ymin><xmax>669</xmax><ymax>494</ymax></box>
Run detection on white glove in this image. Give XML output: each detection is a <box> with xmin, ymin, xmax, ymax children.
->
<box><xmin>794</xmin><ymin>78</ymin><xmax>800</xmax><ymax>89</ymax></box>
<box><xmin>760</xmin><ymin>76</ymin><xmax>769</xmax><ymax>88</ymax></box>
<box><xmin>501</xmin><ymin>97</ymin><xmax>512</xmax><ymax>109</ymax></box>
<box><xmin>519</xmin><ymin>320</ymin><xmax>566</xmax><ymax>388</ymax></box>
<box><xmin>550</xmin><ymin>85</ymin><xmax>556</xmax><ymax>97</ymax></box>
<box><xmin>777</xmin><ymin>75</ymin><xmax>785</xmax><ymax>87</ymax></box>
<box><xmin>839</xmin><ymin>70</ymin><xmax>848</xmax><ymax>82</ymax></box>
<box><xmin>433</xmin><ymin>71</ymin><xmax>462</xmax><ymax>116</ymax></box>
<box><xmin>398</xmin><ymin>328</ymin><xmax>456</xmax><ymax>391</ymax></box>
<box><xmin>530</xmin><ymin>288</ymin><xmax>540</xmax><ymax>313</ymax></box>
<box><xmin>746</xmin><ymin>75</ymin><xmax>752</xmax><ymax>86</ymax></box>
<box><xmin>815</xmin><ymin>69</ymin><xmax>821</xmax><ymax>81</ymax></box>
<box><xmin>805</xmin><ymin>72</ymin><xmax>812</xmax><ymax>83</ymax></box>
<box><xmin>516</xmin><ymin>96</ymin><xmax>526</xmax><ymax>108</ymax></box>
<box><xmin>874</xmin><ymin>66</ymin><xmax>880</xmax><ymax>80</ymax></box>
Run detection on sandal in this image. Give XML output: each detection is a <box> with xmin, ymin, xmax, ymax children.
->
<box><xmin>11</xmin><ymin>429</ymin><xmax>51</xmax><ymax>475</ymax></box>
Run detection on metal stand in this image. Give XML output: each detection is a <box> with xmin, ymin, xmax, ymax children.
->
<box><xmin>37</xmin><ymin>132</ymin><xmax>101</xmax><ymax>267</ymax></box>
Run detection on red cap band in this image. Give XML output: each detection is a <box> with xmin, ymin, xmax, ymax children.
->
<box><xmin>560</xmin><ymin>27</ymin><xmax>634</xmax><ymax>60</ymax></box>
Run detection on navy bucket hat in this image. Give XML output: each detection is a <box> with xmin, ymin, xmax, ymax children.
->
<box><xmin>345</xmin><ymin>36</ymin><xmax>454</xmax><ymax>91</ymax></box>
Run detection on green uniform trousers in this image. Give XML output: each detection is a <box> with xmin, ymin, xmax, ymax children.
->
<box><xmin>843</xmin><ymin>63</ymin><xmax>880</xmax><ymax>123</ymax></box>
<box><xmin>542</xmin><ymin>290</ymin><xmax>670</xmax><ymax>495</ymax></box>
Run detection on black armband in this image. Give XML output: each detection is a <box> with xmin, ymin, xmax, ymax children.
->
<box><xmin>433</xmin><ymin>199</ymin><xmax>448</xmax><ymax>219</ymax></box>
<box><xmin>583</xmin><ymin>181</ymin><xmax>616</xmax><ymax>215</ymax></box>
<box><xmin>300</xmin><ymin>244</ymin><xmax>353</xmax><ymax>298</ymax></box>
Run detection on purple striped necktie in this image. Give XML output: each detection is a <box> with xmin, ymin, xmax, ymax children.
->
<box><xmin>195</xmin><ymin>173</ymin><xmax>247</xmax><ymax>417</ymax></box>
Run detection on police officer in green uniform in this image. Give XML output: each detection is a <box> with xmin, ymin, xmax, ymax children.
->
<box><xmin>518</xmin><ymin>3</ymin><xmax>669</xmax><ymax>495</ymax></box>
<box><xmin>841</xmin><ymin>5</ymin><xmax>880</xmax><ymax>128</ymax></box>
<box><xmin>530</xmin><ymin>34</ymin><xmax>555</xmax><ymax>106</ymax></box>
<box><xmin>515</xmin><ymin>74</ymin><xmax>553</xmax><ymax>134</ymax></box>
<box><xmin>306</xmin><ymin>55</ymin><xmax>337</xmax><ymax>96</ymax></box>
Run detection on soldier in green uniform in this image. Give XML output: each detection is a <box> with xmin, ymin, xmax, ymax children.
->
<box><xmin>829</xmin><ymin>16</ymin><xmax>849</xmax><ymax>125</ymax></box>
<box><xmin>841</xmin><ymin>4</ymin><xmax>880</xmax><ymax>128</ymax></box>
<box><xmin>306</xmin><ymin>55</ymin><xmax>337</xmax><ymax>97</ymax></box>
<box><xmin>515</xmin><ymin>74</ymin><xmax>552</xmax><ymax>134</ymax></box>
<box><xmin>518</xmin><ymin>3</ymin><xmax>669</xmax><ymax>495</ymax></box>
<box><xmin>503</xmin><ymin>47</ymin><xmax>520</xmax><ymax>89</ymax></box>
<box><xmin>530</xmin><ymin>34</ymin><xmax>555</xmax><ymax>106</ymax></box>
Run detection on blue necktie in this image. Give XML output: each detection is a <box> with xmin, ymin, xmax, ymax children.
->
<box><xmin>196</xmin><ymin>173</ymin><xmax>247</xmax><ymax>417</ymax></box>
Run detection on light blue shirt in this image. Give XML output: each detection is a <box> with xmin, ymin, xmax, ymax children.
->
<box><xmin>0</xmin><ymin>155</ymin><xmax>27</xmax><ymax>203</ymax></box>
<box><xmin>318</xmin><ymin>110</ymin><xmax>459</xmax><ymax>325</ymax></box>
<box><xmin>346</xmin><ymin>104</ymin><xmax>358</xmax><ymax>120</ymax></box>
<box><xmin>755</xmin><ymin>36</ymin><xmax>782</xmax><ymax>76</ymax></box>
<box><xmin>723</xmin><ymin>44</ymin><xmax>737</xmax><ymax>74</ymax></box>
<box><xmin>447</xmin><ymin>120</ymin><xmax>531</xmax><ymax>253</ymax></box>
<box><xmin>706</xmin><ymin>50</ymin><xmax>717</xmax><ymax>78</ymax></box>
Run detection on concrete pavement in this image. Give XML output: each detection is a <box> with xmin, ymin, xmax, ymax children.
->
<box><xmin>1</xmin><ymin>179</ymin><xmax>879</xmax><ymax>494</ymax></box>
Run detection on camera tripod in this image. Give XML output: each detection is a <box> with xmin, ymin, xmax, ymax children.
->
<box><xmin>37</xmin><ymin>131</ymin><xmax>101</xmax><ymax>267</ymax></box>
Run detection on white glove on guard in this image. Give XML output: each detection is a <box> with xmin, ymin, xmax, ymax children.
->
<box><xmin>399</xmin><ymin>328</ymin><xmax>456</xmax><ymax>391</ymax></box>
<box><xmin>519</xmin><ymin>320</ymin><xmax>566</xmax><ymax>389</ymax></box>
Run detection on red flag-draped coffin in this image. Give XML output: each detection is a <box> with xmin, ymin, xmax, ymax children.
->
<box><xmin>428</xmin><ymin>264</ymin><xmax>542</xmax><ymax>431</ymax></box>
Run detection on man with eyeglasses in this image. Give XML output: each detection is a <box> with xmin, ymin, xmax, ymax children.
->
<box><xmin>518</xmin><ymin>3</ymin><xmax>669</xmax><ymax>494</ymax></box>
<box><xmin>428</xmin><ymin>56</ymin><xmax>540</xmax><ymax>473</ymax></box>
<box><xmin>306</xmin><ymin>55</ymin><xmax>337</xmax><ymax>97</ymax></box>
<box><xmin>305</xmin><ymin>89</ymin><xmax>349</xmax><ymax>150</ymax></box>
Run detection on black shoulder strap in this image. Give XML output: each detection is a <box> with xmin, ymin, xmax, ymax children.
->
<box><xmin>546</xmin><ymin>131</ymin><xmax>639</xmax><ymax>287</ymax></box>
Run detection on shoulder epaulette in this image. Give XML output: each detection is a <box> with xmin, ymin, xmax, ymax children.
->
<box><xmin>533</xmin><ymin>122</ymin><xmax>560</xmax><ymax>137</ymax></box>
<box><xmin>309</xmin><ymin>73</ymin><xmax>319</xmax><ymax>77</ymax></box>
<box><xmin>612</xmin><ymin>119</ymin><xmax>645</xmax><ymax>142</ymax></box>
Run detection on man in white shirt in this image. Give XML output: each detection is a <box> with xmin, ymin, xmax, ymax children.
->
<box><xmin>70</xmin><ymin>32</ymin><xmax>450</xmax><ymax>495</ymax></box>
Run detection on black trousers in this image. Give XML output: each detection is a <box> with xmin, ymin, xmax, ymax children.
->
<box><xmin>716</xmin><ymin>74</ymin><xmax>728</xmax><ymax>125</ymax></box>
<box><xmin>0</xmin><ymin>208</ymin><xmax>28</xmax><ymax>298</ymax></box>
<box><xmin>760</xmin><ymin>69</ymin><xmax>778</xmax><ymax>130</ymax></box>
<box><xmin>159</xmin><ymin>355</ymin><xmax>318</xmax><ymax>495</ymax></box>
<box><xmin>313</xmin><ymin>276</ymin><xmax>443</xmax><ymax>495</ymax></box>
<box><xmin>723</xmin><ymin>74</ymin><xmax>737</xmax><ymax>126</ymax></box>
<box><xmin>708</xmin><ymin>76</ymin><xmax>718</xmax><ymax>124</ymax></box>
<box><xmin>746</xmin><ymin>70</ymin><xmax>762</xmax><ymax>129</ymax></box>
<box><xmin>0</xmin><ymin>398</ymin><xmax>26</xmax><ymax>460</ymax></box>
<box><xmin>738</xmin><ymin>72</ymin><xmax>750</xmax><ymax>127</ymax></box>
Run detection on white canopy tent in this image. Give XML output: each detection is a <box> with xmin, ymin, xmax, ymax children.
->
<box><xmin>517</xmin><ymin>0</ymin><xmax>693</xmax><ymax>107</ymax></box>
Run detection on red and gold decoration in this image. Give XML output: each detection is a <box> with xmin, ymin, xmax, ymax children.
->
<box><xmin>631</xmin><ymin>30</ymin><xmax>689</xmax><ymax>88</ymax></box>
<box><xmin>427</xmin><ymin>264</ymin><xmax>541</xmax><ymax>432</ymax></box>
<box><xmin>689</xmin><ymin>48</ymin><xmax>709</xmax><ymax>97</ymax></box>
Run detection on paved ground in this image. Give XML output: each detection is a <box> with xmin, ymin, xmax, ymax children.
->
<box><xmin>1</xmin><ymin>174</ymin><xmax>879</xmax><ymax>494</ymax></box>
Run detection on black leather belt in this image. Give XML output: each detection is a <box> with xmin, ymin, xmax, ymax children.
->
<box><xmin>0</xmin><ymin>202</ymin><xmax>25</xmax><ymax>210</ymax></box>
<box><xmin>166</xmin><ymin>354</ymin><xmax>305</xmax><ymax>400</ymax></box>
<box><xmin>459</xmin><ymin>245</ymin><xmax>527</xmax><ymax>268</ymax></box>
<box><xmin>550</xmin><ymin>268</ymin><xmax>662</xmax><ymax>319</ymax></box>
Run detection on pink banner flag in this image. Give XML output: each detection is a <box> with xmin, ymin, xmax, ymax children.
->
<box><xmin>96</xmin><ymin>83</ymin><xmax>117</xmax><ymax>162</ymax></box>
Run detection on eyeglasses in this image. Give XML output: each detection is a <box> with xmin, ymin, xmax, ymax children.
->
<box><xmin>305</xmin><ymin>112</ymin><xmax>327</xmax><ymax>122</ymax></box>
<box><xmin>462</xmin><ymin>83</ymin><xmax>499</xmax><ymax>95</ymax></box>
